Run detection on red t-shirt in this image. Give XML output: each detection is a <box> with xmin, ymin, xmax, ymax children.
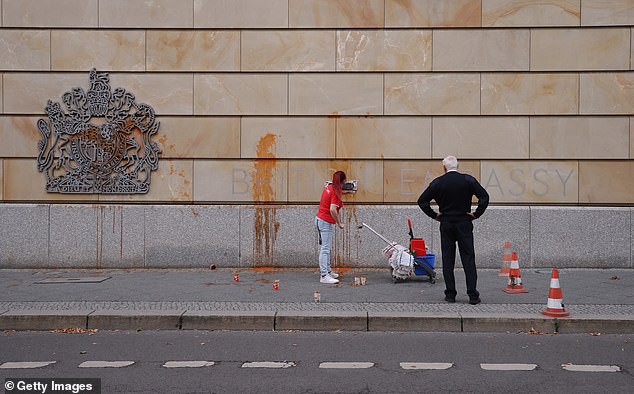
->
<box><xmin>317</xmin><ymin>184</ymin><xmax>343</xmax><ymax>224</ymax></box>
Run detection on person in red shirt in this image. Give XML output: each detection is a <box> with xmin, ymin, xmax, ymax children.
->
<box><xmin>315</xmin><ymin>171</ymin><xmax>346</xmax><ymax>284</ymax></box>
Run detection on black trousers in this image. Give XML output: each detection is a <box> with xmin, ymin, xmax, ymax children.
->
<box><xmin>440</xmin><ymin>220</ymin><xmax>479</xmax><ymax>299</ymax></box>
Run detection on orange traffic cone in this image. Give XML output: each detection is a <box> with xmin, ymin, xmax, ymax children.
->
<box><xmin>542</xmin><ymin>268</ymin><xmax>570</xmax><ymax>317</ymax></box>
<box><xmin>499</xmin><ymin>241</ymin><xmax>511</xmax><ymax>277</ymax></box>
<box><xmin>503</xmin><ymin>251</ymin><xmax>528</xmax><ymax>293</ymax></box>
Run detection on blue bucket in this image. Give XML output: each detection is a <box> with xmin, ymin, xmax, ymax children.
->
<box><xmin>414</xmin><ymin>254</ymin><xmax>435</xmax><ymax>276</ymax></box>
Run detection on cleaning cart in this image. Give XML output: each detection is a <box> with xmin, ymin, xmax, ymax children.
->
<box><xmin>359</xmin><ymin>219</ymin><xmax>436</xmax><ymax>283</ymax></box>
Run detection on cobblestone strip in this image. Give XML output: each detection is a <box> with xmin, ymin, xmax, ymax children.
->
<box><xmin>0</xmin><ymin>302</ymin><xmax>632</xmax><ymax>315</ymax></box>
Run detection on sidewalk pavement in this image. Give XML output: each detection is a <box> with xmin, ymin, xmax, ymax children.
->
<box><xmin>0</xmin><ymin>267</ymin><xmax>632</xmax><ymax>334</ymax></box>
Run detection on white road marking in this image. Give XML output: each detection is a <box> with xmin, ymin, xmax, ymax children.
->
<box><xmin>241</xmin><ymin>361</ymin><xmax>296</xmax><ymax>368</ymax></box>
<box><xmin>400</xmin><ymin>362</ymin><xmax>453</xmax><ymax>370</ymax></box>
<box><xmin>562</xmin><ymin>364</ymin><xmax>621</xmax><ymax>372</ymax></box>
<box><xmin>480</xmin><ymin>363</ymin><xmax>538</xmax><ymax>371</ymax></box>
<box><xmin>163</xmin><ymin>361</ymin><xmax>215</xmax><ymax>368</ymax></box>
<box><xmin>78</xmin><ymin>361</ymin><xmax>135</xmax><ymax>368</ymax></box>
<box><xmin>319</xmin><ymin>362</ymin><xmax>374</xmax><ymax>369</ymax></box>
<box><xmin>0</xmin><ymin>361</ymin><xmax>56</xmax><ymax>369</ymax></box>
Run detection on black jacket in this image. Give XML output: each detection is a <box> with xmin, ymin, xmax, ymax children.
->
<box><xmin>417</xmin><ymin>171</ymin><xmax>489</xmax><ymax>222</ymax></box>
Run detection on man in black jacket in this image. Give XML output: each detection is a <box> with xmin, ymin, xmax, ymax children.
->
<box><xmin>417</xmin><ymin>156</ymin><xmax>489</xmax><ymax>305</ymax></box>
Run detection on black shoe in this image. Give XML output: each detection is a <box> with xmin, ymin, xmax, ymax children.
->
<box><xmin>444</xmin><ymin>296</ymin><xmax>456</xmax><ymax>303</ymax></box>
<box><xmin>469</xmin><ymin>298</ymin><xmax>481</xmax><ymax>305</ymax></box>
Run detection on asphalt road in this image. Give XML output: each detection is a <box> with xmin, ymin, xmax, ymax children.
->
<box><xmin>1</xmin><ymin>330</ymin><xmax>632</xmax><ymax>393</ymax></box>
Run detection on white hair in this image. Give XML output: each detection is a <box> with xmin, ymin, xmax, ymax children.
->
<box><xmin>442</xmin><ymin>156</ymin><xmax>458</xmax><ymax>170</ymax></box>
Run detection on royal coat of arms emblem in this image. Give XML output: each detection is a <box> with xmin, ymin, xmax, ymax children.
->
<box><xmin>36</xmin><ymin>69</ymin><xmax>161</xmax><ymax>194</ymax></box>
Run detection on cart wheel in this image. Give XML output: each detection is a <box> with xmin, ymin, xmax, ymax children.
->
<box><xmin>430</xmin><ymin>276</ymin><xmax>436</xmax><ymax>284</ymax></box>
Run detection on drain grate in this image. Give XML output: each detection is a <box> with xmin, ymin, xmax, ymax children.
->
<box><xmin>35</xmin><ymin>276</ymin><xmax>111</xmax><ymax>284</ymax></box>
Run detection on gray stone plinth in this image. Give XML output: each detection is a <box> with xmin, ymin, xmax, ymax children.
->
<box><xmin>0</xmin><ymin>204</ymin><xmax>49</xmax><ymax>268</ymax></box>
<box><xmin>87</xmin><ymin>309</ymin><xmax>184</xmax><ymax>330</ymax></box>
<box><xmin>240</xmin><ymin>206</ymin><xmax>316</xmax><ymax>267</ymax></box>
<box><xmin>474</xmin><ymin>207</ymin><xmax>531</xmax><ymax>268</ymax></box>
<box><xmin>368</xmin><ymin>312</ymin><xmax>461</xmax><ymax>332</ymax></box>
<box><xmin>461</xmin><ymin>313</ymin><xmax>556</xmax><ymax>333</ymax></box>
<box><xmin>99</xmin><ymin>205</ymin><xmax>145</xmax><ymax>268</ymax></box>
<box><xmin>275</xmin><ymin>310</ymin><xmax>367</xmax><ymax>331</ymax></box>
<box><xmin>49</xmin><ymin>205</ymin><xmax>99</xmax><ymax>268</ymax></box>
<box><xmin>145</xmin><ymin>205</ymin><xmax>240</xmax><ymax>268</ymax></box>
<box><xmin>181</xmin><ymin>310</ymin><xmax>275</xmax><ymax>330</ymax></box>
<box><xmin>531</xmin><ymin>207</ymin><xmax>631</xmax><ymax>268</ymax></box>
<box><xmin>0</xmin><ymin>310</ymin><xmax>90</xmax><ymax>330</ymax></box>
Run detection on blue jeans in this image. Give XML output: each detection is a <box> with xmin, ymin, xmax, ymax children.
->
<box><xmin>315</xmin><ymin>217</ymin><xmax>334</xmax><ymax>277</ymax></box>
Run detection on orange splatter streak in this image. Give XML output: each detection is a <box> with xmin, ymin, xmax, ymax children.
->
<box><xmin>252</xmin><ymin>133</ymin><xmax>279</xmax><ymax>266</ymax></box>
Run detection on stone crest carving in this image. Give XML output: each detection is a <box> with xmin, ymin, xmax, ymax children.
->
<box><xmin>36</xmin><ymin>69</ymin><xmax>161</xmax><ymax>194</ymax></box>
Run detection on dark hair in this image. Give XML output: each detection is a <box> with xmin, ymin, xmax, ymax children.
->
<box><xmin>332</xmin><ymin>171</ymin><xmax>346</xmax><ymax>199</ymax></box>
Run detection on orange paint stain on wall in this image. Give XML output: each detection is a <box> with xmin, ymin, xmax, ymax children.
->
<box><xmin>252</xmin><ymin>133</ymin><xmax>280</xmax><ymax>266</ymax></box>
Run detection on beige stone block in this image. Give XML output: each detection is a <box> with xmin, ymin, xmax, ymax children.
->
<box><xmin>580</xmin><ymin>73</ymin><xmax>634</xmax><ymax>115</ymax></box>
<box><xmin>99</xmin><ymin>0</ymin><xmax>193</xmax><ymax>28</ymax></box>
<box><xmin>3</xmin><ymin>158</ymin><xmax>98</xmax><ymax>202</ymax></box>
<box><xmin>386</xmin><ymin>0</ymin><xmax>481</xmax><ymax>27</ymax></box>
<box><xmin>51</xmin><ymin>30</ymin><xmax>145</xmax><ymax>71</ymax></box>
<box><xmin>481</xmin><ymin>161</ymin><xmax>578</xmax><ymax>203</ymax></box>
<box><xmin>481</xmin><ymin>73</ymin><xmax>579</xmax><ymax>115</ymax></box>
<box><xmin>147</xmin><ymin>31</ymin><xmax>239</xmax><ymax>72</ymax></box>
<box><xmin>383</xmin><ymin>160</ymin><xmax>480</xmax><ymax>203</ymax></box>
<box><xmin>99</xmin><ymin>160</ymin><xmax>193</xmax><ymax>203</ymax></box>
<box><xmin>0</xmin><ymin>75</ymin><xmax>3</xmax><ymax>113</ymax></box>
<box><xmin>3</xmin><ymin>73</ymin><xmax>86</xmax><ymax>114</ymax></box>
<box><xmin>531</xmin><ymin>28</ymin><xmax>630</xmax><ymax>71</ymax></box>
<box><xmin>241</xmin><ymin>117</ymin><xmax>335</xmax><ymax>159</ymax></box>
<box><xmin>158</xmin><ymin>117</ymin><xmax>240</xmax><ymax>159</ymax></box>
<box><xmin>581</xmin><ymin>0</ymin><xmax>634</xmax><ymax>26</ymax></box>
<box><xmin>242</xmin><ymin>30</ymin><xmax>335</xmax><ymax>71</ymax></box>
<box><xmin>194</xmin><ymin>160</ymin><xmax>288</xmax><ymax>202</ymax></box>
<box><xmin>385</xmin><ymin>73</ymin><xmax>480</xmax><ymax>115</ymax></box>
<box><xmin>336</xmin><ymin>117</ymin><xmax>432</xmax><ymax>159</ymax></box>
<box><xmin>195</xmin><ymin>74</ymin><xmax>287</xmax><ymax>115</ymax></box>
<box><xmin>0</xmin><ymin>159</ymin><xmax>3</xmax><ymax>199</ymax></box>
<box><xmin>4</xmin><ymin>73</ymin><xmax>193</xmax><ymax>115</ymax></box>
<box><xmin>433</xmin><ymin>117</ymin><xmax>529</xmax><ymax>159</ymax></box>
<box><xmin>579</xmin><ymin>161</ymin><xmax>634</xmax><ymax>204</ymax></box>
<box><xmin>3</xmin><ymin>0</ymin><xmax>97</xmax><ymax>27</ymax></box>
<box><xmin>0</xmin><ymin>30</ymin><xmax>50</xmax><ymax>70</ymax></box>
<box><xmin>111</xmin><ymin>74</ymin><xmax>193</xmax><ymax>115</ymax></box>
<box><xmin>530</xmin><ymin>117</ymin><xmax>630</xmax><ymax>159</ymax></box>
<box><xmin>289</xmin><ymin>74</ymin><xmax>383</xmax><ymax>115</ymax></box>
<box><xmin>290</xmin><ymin>0</ymin><xmax>384</xmax><ymax>28</ymax></box>
<box><xmin>482</xmin><ymin>0</ymin><xmax>580</xmax><ymax>27</ymax></box>
<box><xmin>0</xmin><ymin>116</ymin><xmax>41</xmax><ymax>157</ymax></box>
<box><xmin>632</xmin><ymin>29</ymin><xmax>634</xmax><ymax>70</ymax></box>
<box><xmin>433</xmin><ymin>29</ymin><xmax>529</xmax><ymax>71</ymax></box>
<box><xmin>337</xmin><ymin>30</ymin><xmax>432</xmax><ymax>71</ymax></box>
<box><xmin>194</xmin><ymin>0</ymin><xmax>288</xmax><ymax>28</ymax></box>
<box><xmin>288</xmin><ymin>160</ymin><xmax>383</xmax><ymax>202</ymax></box>
<box><xmin>631</xmin><ymin>117</ymin><xmax>634</xmax><ymax>158</ymax></box>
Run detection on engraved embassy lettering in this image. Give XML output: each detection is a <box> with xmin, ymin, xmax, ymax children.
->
<box><xmin>36</xmin><ymin>69</ymin><xmax>161</xmax><ymax>194</ymax></box>
<box><xmin>484</xmin><ymin>167</ymin><xmax>575</xmax><ymax>197</ymax></box>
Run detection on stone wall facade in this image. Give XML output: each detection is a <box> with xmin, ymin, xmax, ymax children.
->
<box><xmin>0</xmin><ymin>0</ymin><xmax>633</xmax><ymax>268</ymax></box>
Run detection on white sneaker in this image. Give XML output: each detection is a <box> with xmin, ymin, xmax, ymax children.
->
<box><xmin>329</xmin><ymin>272</ymin><xmax>339</xmax><ymax>279</ymax></box>
<box><xmin>320</xmin><ymin>274</ymin><xmax>339</xmax><ymax>284</ymax></box>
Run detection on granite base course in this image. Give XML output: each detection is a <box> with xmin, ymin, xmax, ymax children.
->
<box><xmin>0</xmin><ymin>204</ymin><xmax>632</xmax><ymax>269</ymax></box>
